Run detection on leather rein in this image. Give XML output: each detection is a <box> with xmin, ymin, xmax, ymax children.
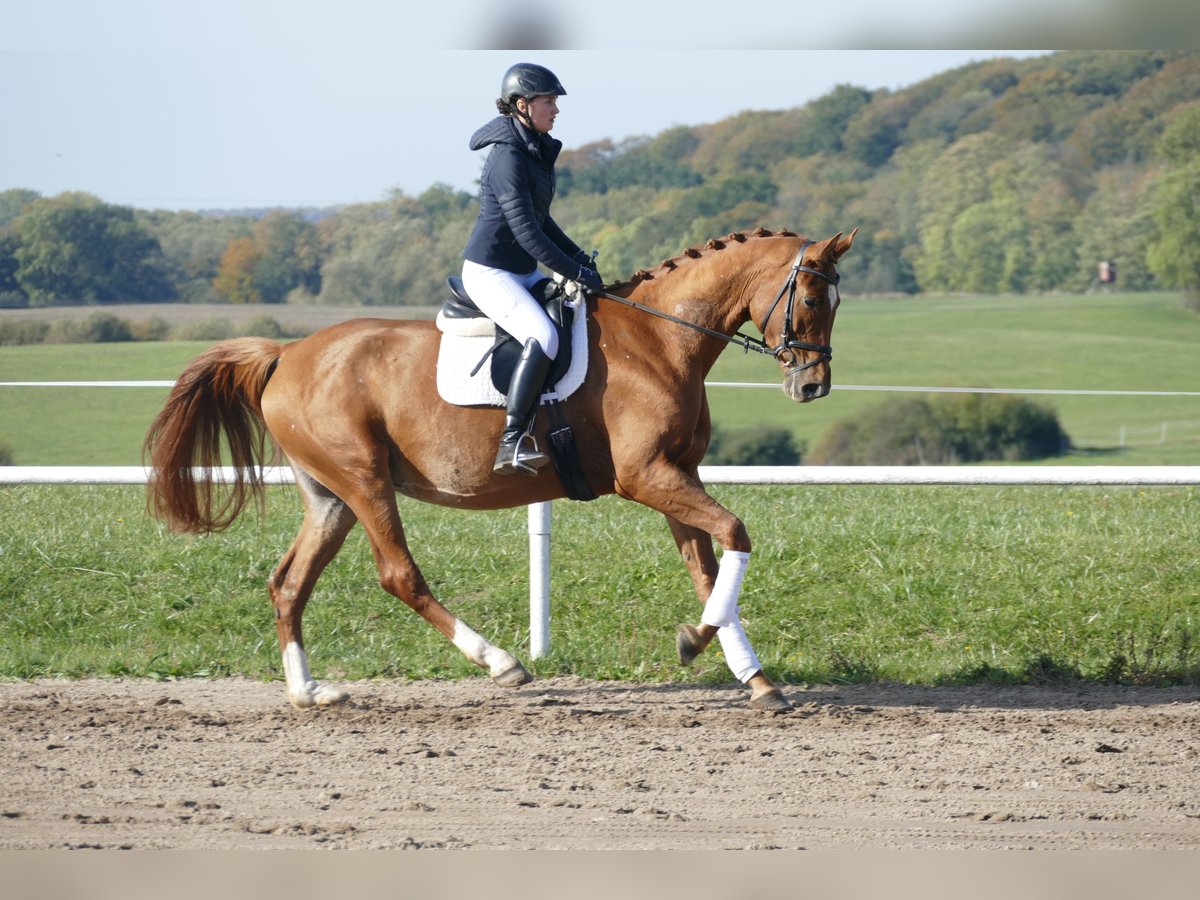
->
<box><xmin>591</xmin><ymin>240</ymin><xmax>839</xmax><ymax>373</ymax></box>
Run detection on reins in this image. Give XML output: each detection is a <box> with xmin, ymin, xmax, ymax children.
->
<box><xmin>591</xmin><ymin>241</ymin><xmax>840</xmax><ymax>373</ymax></box>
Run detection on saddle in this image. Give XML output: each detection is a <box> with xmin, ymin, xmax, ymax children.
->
<box><xmin>438</xmin><ymin>275</ymin><xmax>576</xmax><ymax>398</ymax></box>
<box><xmin>436</xmin><ymin>275</ymin><xmax>596</xmax><ymax>501</ymax></box>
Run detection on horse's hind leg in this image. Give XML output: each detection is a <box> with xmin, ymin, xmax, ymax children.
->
<box><xmin>334</xmin><ymin>473</ymin><xmax>533</xmax><ymax>688</ymax></box>
<box><xmin>269</xmin><ymin>467</ymin><xmax>358</xmax><ymax>708</ymax></box>
<box><xmin>665</xmin><ymin>516</ymin><xmax>789</xmax><ymax>711</ymax></box>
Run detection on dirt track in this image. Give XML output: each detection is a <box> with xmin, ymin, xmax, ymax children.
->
<box><xmin>2</xmin><ymin>677</ymin><xmax>1199</xmax><ymax>849</ymax></box>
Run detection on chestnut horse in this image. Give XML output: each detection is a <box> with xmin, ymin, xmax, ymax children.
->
<box><xmin>144</xmin><ymin>227</ymin><xmax>856</xmax><ymax>711</ymax></box>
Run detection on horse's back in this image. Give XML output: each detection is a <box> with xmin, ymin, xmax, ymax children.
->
<box><xmin>274</xmin><ymin>316</ymin><xmax>437</xmax><ymax>384</ymax></box>
<box><xmin>284</xmin><ymin>316</ymin><xmax>437</xmax><ymax>358</ymax></box>
<box><xmin>260</xmin><ymin>316</ymin><xmax>558</xmax><ymax>506</ymax></box>
<box><xmin>263</xmin><ymin>317</ymin><xmax>440</xmax><ymax>441</ymax></box>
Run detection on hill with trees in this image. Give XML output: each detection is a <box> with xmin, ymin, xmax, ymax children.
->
<box><xmin>3</xmin><ymin>50</ymin><xmax>1200</xmax><ymax>309</ymax></box>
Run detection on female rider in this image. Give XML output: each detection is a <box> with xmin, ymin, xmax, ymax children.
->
<box><xmin>462</xmin><ymin>62</ymin><xmax>603</xmax><ymax>476</ymax></box>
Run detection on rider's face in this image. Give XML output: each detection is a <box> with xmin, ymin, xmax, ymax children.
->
<box><xmin>520</xmin><ymin>95</ymin><xmax>559</xmax><ymax>133</ymax></box>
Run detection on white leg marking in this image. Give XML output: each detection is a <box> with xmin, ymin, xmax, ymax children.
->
<box><xmin>700</xmin><ymin>550</ymin><xmax>751</xmax><ymax>628</ymax></box>
<box><xmin>451</xmin><ymin>619</ymin><xmax>521</xmax><ymax>677</ymax></box>
<box><xmin>282</xmin><ymin>641</ymin><xmax>347</xmax><ymax>709</ymax></box>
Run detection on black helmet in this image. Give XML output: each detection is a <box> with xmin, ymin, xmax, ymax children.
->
<box><xmin>500</xmin><ymin>62</ymin><xmax>566</xmax><ymax>106</ymax></box>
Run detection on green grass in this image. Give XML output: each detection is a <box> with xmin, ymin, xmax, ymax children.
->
<box><xmin>1</xmin><ymin>483</ymin><xmax>1197</xmax><ymax>686</ymax></box>
<box><xmin>1</xmin><ymin>293</ymin><xmax>1198</xmax><ymax>687</ymax></box>
<box><xmin>0</xmin><ymin>342</ymin><xmax>200</xmax><ymax>465</ymax></box>
<box><xmin>1</xmin><ymin>291</ymin><xmax>1198</xmax><ymax>465</ymax></box>
<box><xmin>707</xmin><ymin>291</ymin><xmax>1200</xmax><ymax>465</ymax></box>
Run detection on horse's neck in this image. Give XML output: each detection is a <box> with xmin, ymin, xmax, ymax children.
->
<box><xmin>618</xmin><ymin>239</ymin><xmax>788</xmax><ymax>346</ymax></box>
<box><xmin>596</xmin><ymin>280</ymin><xmax>740</xmax><ymax>385</ymax></box>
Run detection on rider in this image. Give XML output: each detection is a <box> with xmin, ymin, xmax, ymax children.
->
<box><xmin>462</xmin><ymin>62</ymin><xmax>603</xmax><ymax>476</ymax></box>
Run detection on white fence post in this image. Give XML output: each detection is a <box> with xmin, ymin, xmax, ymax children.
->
<box><xmin>528</xmin><ymin>501</ymin><xmax>552</xmax><ymax>659</ymax></box>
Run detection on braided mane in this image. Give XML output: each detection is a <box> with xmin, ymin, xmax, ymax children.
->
<box><xmin>611</xmin><ymin>227</ymin><xmax>799</xmax><ymax>289</ymax></box>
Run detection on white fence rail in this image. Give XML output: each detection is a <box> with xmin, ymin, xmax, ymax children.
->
<box><xmin>3</xmin><ymin>464</ymin><xmax>1200</xmax><ymax>486</ymax></box>
<box><xmin>6</xmin><ymin>380</ymin><xmax>1200</xmax><ymax>397</ymax></box>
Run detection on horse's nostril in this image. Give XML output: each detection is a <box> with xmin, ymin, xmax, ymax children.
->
<box><xmin>801</xmin><ymin>382</ymin><xmax>823</xmax><ymax>399</ymax></box>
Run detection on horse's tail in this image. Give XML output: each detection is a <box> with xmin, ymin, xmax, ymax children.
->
<box><xmin>144</xmin><ymin>337</ymin><xmax>283</xmax><ymax>534</ymax></box>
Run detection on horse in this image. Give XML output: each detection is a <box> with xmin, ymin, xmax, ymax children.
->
<box><xmin>144</xmin><ymin>226</ymin><xmax>857</xmax><ymax>711</ymax></box>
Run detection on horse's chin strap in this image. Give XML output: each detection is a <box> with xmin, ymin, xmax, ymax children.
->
<box><xmin>592</xmin><ymin>242</ymin><xmax>838</xmax><ymax>371</ymax></box>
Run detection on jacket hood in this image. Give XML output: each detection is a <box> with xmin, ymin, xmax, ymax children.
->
<box><xmin>469</xmin><ymin>116</ymin><xmax>518</xmax><ymax>152</ymax></box>
<box><xmin>469</xmin><ymin>116</ymin><xmax>561</xmax><ymax>162</ymax></box>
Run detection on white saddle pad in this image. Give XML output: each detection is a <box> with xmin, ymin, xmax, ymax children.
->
<box><xmin>435</xmin><ymin>293</ymin><xmax>589</xmax><ymax>408</ymax></box>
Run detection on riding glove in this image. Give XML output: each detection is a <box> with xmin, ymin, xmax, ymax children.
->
<box><xmin>576</xmin><ymin>266</ymin><xmax>603</xmax><ymax>293</ymax></box>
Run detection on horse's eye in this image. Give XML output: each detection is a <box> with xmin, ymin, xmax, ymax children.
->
<box><xmin>803</xmin><ymin>296</ymin><xmax>818</xmax><ymax>309</ymax></box>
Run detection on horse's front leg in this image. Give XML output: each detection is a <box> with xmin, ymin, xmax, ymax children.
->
<box><xmin>666</xmin><ymin>516</ymin><xmax>789</xmax><ymax>712</ymax></box>
<box><xmin>617</xmin><ymin>452</ymin><xmax>788</xmax><ymax>710</ymax></box>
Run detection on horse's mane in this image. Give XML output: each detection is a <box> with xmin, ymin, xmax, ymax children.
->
<box><xmin>609</xmin><ymin>227</ymin><xmax>800</xmax><ymax>290</ymax></box>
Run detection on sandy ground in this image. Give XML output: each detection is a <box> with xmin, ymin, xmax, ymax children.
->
<box><xmin>2</xmin><ymin>676</ymin><xmax>1199</xmax><ymax>850</ymax></box>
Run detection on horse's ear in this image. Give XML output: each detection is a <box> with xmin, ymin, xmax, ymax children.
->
<box><xmin>832</xmin><ymin>227</ymin><xmax>859</xmax><ymax>260</ymax></box>
<box><xmin>810</xmin><ymin>232</ymin><xmax>842</xmax><ymax>258</ymax></box>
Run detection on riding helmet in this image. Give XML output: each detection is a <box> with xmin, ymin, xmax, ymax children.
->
<box><xmin>500</xmin><ymin>63</ymin><xmax>567</xmax><ymax>105</ymax></box>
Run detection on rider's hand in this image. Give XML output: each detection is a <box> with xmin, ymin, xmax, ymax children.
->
<box><xmin>576</xmin><ymin>266</ymin><xmax>603</xmax><ymax>293</ymax></box>
<box><xmin>574</xmin><ymin>250</ymin><xmax>602</xmax><ymax>284</ymax></box>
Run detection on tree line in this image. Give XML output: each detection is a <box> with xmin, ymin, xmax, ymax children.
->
<box><xmin>3</xmin><ymin>50</ymin><xmax>1199</xmax><ymax>309</ymax></box>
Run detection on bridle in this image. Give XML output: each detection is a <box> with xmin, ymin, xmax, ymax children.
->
<box><xmin>592</xmin><ymin>240</ymin><xmax>839</xmax><ymax>373</ymax></box>
<box><xmin>753</xmin><ymin>239</ymin><xmax>840</xmax><ymax>371</ymax></box>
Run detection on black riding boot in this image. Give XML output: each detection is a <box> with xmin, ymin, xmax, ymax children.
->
<box><xmin>493</xmin><ymin>338</ymin><xmax>553</xmax><ymax>476</ymax></box>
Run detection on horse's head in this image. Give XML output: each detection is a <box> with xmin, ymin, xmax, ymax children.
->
<box><xmin>756</xmin><ymin>229</ymin><xmax>857</xmax><ymax>404</ymax></box>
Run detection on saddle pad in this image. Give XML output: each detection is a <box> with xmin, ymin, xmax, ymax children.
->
<box><xmin>436</xmin><ymin>297</ymin><xmax>589</xmax><ymax>407</ymax></box>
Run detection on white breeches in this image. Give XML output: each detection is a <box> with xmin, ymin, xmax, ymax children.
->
<box><xmin>461</xmin><ymin>260</ymin><xmax>559</xmax><ymax>359</ymax></box>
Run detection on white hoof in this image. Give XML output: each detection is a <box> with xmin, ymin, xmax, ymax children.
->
<box><xmin>288</xmin><ymin>680</ymin><xmax>349</xmax><ymax>709</ymax></box>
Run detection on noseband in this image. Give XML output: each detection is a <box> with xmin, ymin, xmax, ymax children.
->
<box><xmin>593</xmin><ymin>239</ymin><xmax>839</xmax><ymax>369</ymax></box>
<box><xmin>754</xmin><ymin>240</ymin><xmax>839</xmax><ymax>372</ymax></box>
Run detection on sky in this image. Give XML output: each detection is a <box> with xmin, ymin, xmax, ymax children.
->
<box><xmin>0</xmin><ymin>2</ymin><xmax>1096</xmax><ymax>211</ymax></box>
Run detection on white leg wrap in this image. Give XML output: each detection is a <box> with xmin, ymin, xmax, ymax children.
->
<box><xmin>700</xmin><ymin>550</ymin><xmax>750</xmax><ymax>628</ymax></box>
<box><xmin>717</xmin><ymin>620</ymin><xmax>763</xmax><ymax>683</ymax></box>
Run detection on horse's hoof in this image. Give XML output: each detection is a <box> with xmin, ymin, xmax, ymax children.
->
<box><xmin>289</xmin><ymin>682</ymin><xmax>349</xmax><ymax>709</ymax></box>
<box><xmin>749</xmin><ymin>685</ymin><xmax>791</xmax><ymax>712</ymax></box>
<box><xmin>676</xmin><ymin>623</ymin><xmax>705</xmax><ymax>666</ymax></box>
<box><xmin>314</xmin><ymin>685</ymin><xmax>349</xmax><ymax>707</ymax></box>
<box><xmin>493</xmin><ymin>663</ymin><xmax>534</xmax><ymax>688</ymax></box>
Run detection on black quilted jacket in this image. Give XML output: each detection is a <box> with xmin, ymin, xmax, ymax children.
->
<box><xmin>462</xmin><ymin>116</ymin><xmax>586</xmax><ymax>278</ymax></box>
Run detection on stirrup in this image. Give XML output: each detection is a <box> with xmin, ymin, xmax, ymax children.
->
<box><xmin>494</xmin><ymin>432</ymin><xmax>550</xmax><ymax>476</ymax></box>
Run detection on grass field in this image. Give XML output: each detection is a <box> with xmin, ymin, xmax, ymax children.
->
<box><xmin>1</xmin><ymin>482</ymin><xmax>1197</xmax><ymax>685</ymax></box>
<box><xmin>703</xmin><ymin>290</ymin><xmax>1200</xmax><ymax>466</ymax></box>
<box><xmin>1</xmin><ymin>291</ymin><xmax>1197</xmax><ymax>465</ymax></box>
<box><xmin>1</xmin><ymin>292</ymin><xmax>1198</xmax><ymax>686</ymax></box>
